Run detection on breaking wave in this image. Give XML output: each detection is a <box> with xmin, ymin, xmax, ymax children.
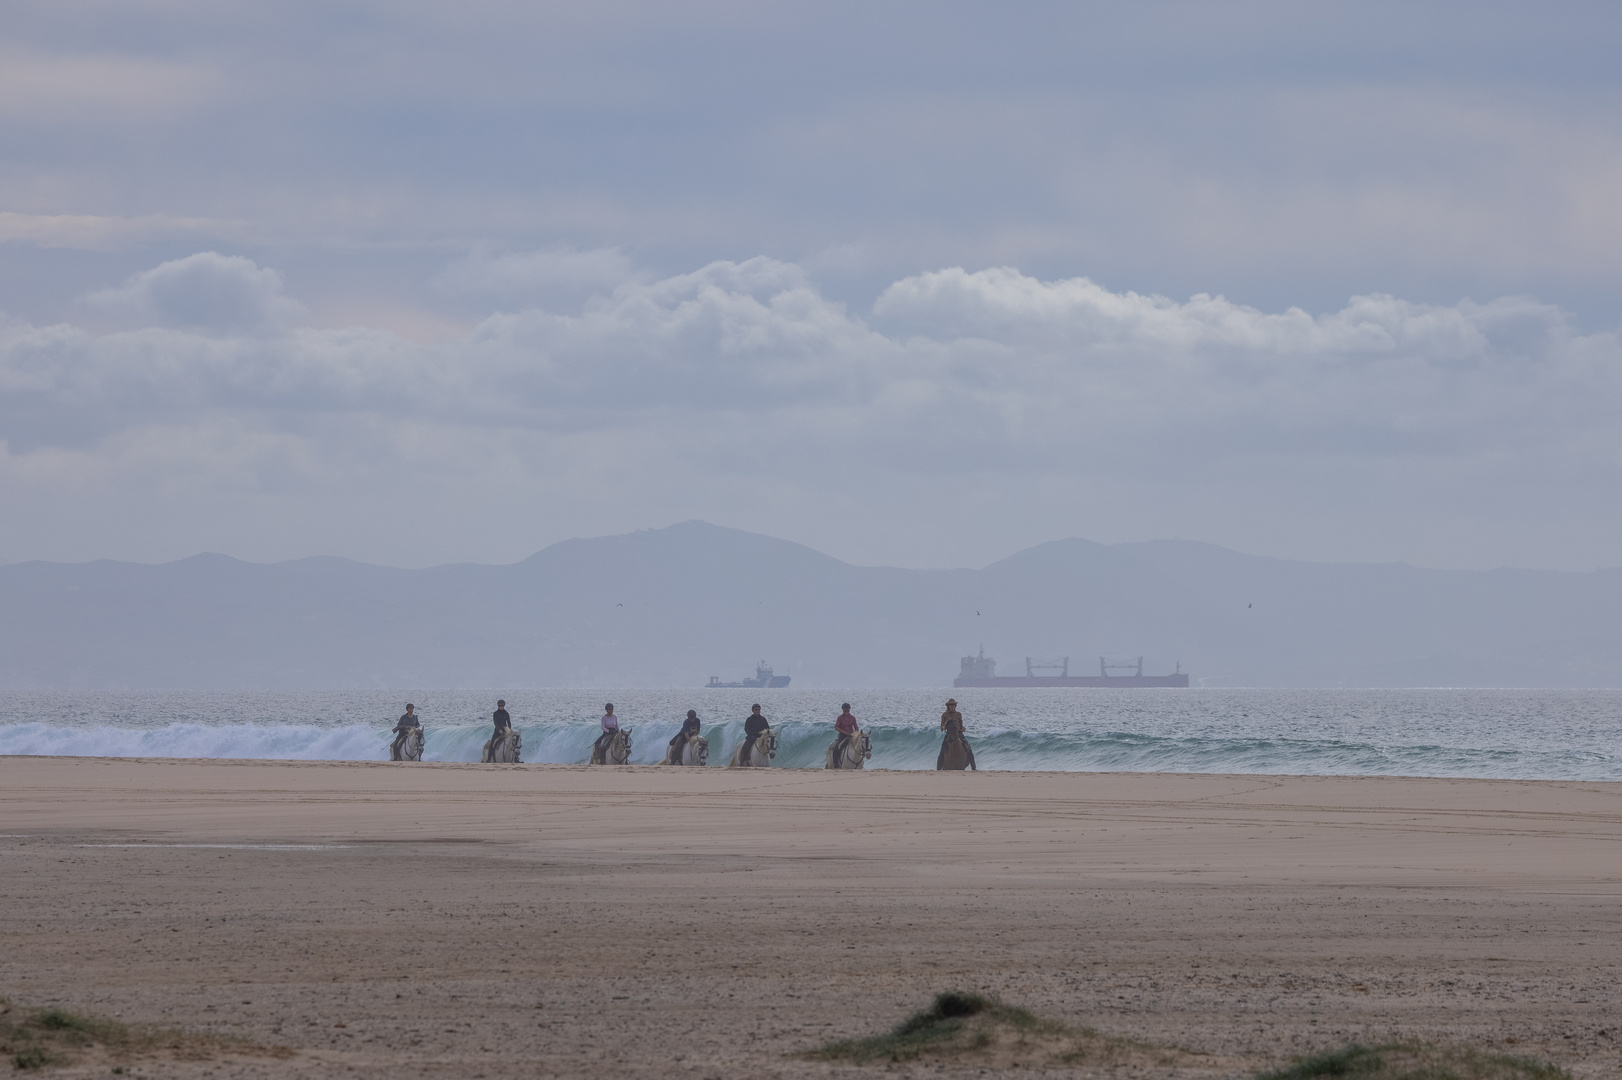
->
<box><xmin>1</xmin><ymin>692</ymin><xmax>1618</xmax><ymax>782</ymax></box>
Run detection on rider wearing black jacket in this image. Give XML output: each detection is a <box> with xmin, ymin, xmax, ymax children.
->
<box><xmin>391</xmin><ymin>703</ymin><xmax>420</xmax><ymax>758</ymax></box>
<box><xmin>740</xmin><ymin>704</ymin><xmax>769</xmax><ymax>764</ymax></box>
<box><xmin>668</xmin><ymin>710</ymin><xmax>701</xmax><ymax>763</ymax></box>
<box><xmin>491</xmin><ymin>700</ymin><xmax>511</xmax><ymax>744</ymax></box>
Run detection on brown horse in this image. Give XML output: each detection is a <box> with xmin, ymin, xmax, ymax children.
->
<box><xmin>937</xmin><ymin>734</ymin><xmax>975</xmax><ymax>771</ymax></box>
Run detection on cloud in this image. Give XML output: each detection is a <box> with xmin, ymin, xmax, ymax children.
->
<box><xmin>85</xmin><ymin>253</ymin><xmax>307</xmax><ymax>334</ymax></box>
<box><xmin>3</xmin><ymin>252</ymin><xmax>1621</xmax><ymax>570</ymax></box>
<box><xmin>12</xmin><ymin>253</ymin><xmax>1621</xmax><ymax>453</ymax></box>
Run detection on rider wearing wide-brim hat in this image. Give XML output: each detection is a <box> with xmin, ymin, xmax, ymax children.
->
<box><xmin>938</xmin><ymin>698</ymin><xmax>977</xmax><ymax>770</ymax></box>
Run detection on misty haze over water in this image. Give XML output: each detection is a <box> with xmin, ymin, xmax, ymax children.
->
<box><xmin>6</xmin><ymin>522</ymin><xmax>1622</xmax><ymax>691</ymax></box>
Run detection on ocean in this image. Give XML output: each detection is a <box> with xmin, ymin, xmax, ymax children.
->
<box><xmin>1</xmin><ymin>687</ymin><xmax>1618</xmax><ymax>781</ymax></box>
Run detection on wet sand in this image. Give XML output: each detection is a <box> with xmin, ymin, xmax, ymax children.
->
<box><xmin>3</xmin><ymin>757</ymin><xmax>1620</xmax><ymax>1078</ymax></box>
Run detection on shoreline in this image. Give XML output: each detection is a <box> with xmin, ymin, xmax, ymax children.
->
<box><xmin>4</xmin><ymin>757</ymin><xmax>1620</xmax><ymax>1078</ymax></box>
<box><xmin>6</xmin><ymin>752</ymin><xmax>1622</xmax><ymax>785</ymax></box>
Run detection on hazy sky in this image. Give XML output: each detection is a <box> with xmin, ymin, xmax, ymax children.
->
<box><xmin>2</xmin><ymin>1</ymin><xmax>1620</xmax><ymax>571</ymax></box>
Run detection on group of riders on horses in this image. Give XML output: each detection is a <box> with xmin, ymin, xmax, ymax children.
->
<box><xmin>391</xmin><ymin>697</ymin><xmax>979</xmax><ymax>770</ymax></box>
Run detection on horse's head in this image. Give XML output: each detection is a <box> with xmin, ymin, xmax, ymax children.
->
<box><xmin>858</xmin><ymin>730</ymin><xmax>872</xmax><ymax>759</ymax></box>
<box><xmin>763</xmin><ymin>730</ymin><xmax>778</xmax><ymax>759</ymax></box>
<box><xmin>691</xmin><ymin>736</ymin><xmax>709</xmax><ymax>766</ymax></box>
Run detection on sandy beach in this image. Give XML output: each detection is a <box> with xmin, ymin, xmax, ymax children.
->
<box><xmin>3</xmin><ymin>758</ymin><xmax>1620</xmax><ymax>1078</ymax></box>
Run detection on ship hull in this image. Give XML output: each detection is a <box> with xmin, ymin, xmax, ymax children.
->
<box><xmin>953</xmin><ymin>674</ymin><xmax>1189</xmax><ymax>688</ymax></box>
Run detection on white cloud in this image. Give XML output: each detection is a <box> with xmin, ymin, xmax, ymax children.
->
<box><xmin>4</xmin><ymin>253</ymin><xmax>1622</xmax><ymax>570</ymax></box>
<box><xmin>85</xmin><ymin>253</ymin><xmax>307</xmax><ymax>334</ymax></box>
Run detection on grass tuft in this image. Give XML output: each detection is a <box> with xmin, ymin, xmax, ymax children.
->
<box><xmin>805</xmin><ymin>990</ymin><xmax>1174</xmax><ymax>1068</ymax></box>
<box><xmin>1256</xmin><ymin>1041</ymin><xmax>1571</xmax><ymax>1080</ymax></box>
<box><xmin>0</xmin><ymin>997</ymin><xmax>291</xmax><ymax>1071</ymax></box>
<box><xmin>12</xmin><ymin>1045</ymin><xmax>57</xmax><ymax>1070</ymax></box>
<box><xmin>35</xmin><ymin>1011</ymin><xmax>78</xmax><ymax>1033</ymax></box>
<box><xmin>810</xmin><ymin>991</ymin><xmax>1016</xmax><ymax>1062</ymax></box>
<box><xmin>891</xmin><ymin>990</ymin><xmax>993</xmax><ymax>1037</ymax></box>
<box><xmin>809</xmin><ymin>996</ymin><xmax>1575</xmax><ymax>1079</ymax></box>
<box><xmin>1259</xmin><ymin>1043</ymin><xmax>1384</xmax><ymax>1078</ymax></box>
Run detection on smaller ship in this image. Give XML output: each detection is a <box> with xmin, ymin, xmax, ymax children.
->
<box><xmin>705</xmin><ymin>661</ymin><xmax>791</xmax><ymax>689</ymax></box>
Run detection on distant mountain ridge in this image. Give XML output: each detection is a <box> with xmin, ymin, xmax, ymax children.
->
<box><xmin>2</xmin><ymin>521</ymin><xmax>1619</xmax><ymax>689</ymax></box>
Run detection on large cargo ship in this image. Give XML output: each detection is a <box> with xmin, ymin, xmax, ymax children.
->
<box><xmin>705</xmin><ymin>661</ymin><xmax>791</xmax><ymax>689</ymax></box>
<box><xmin>953</xmin><ymin>648</ymin><xmax>1188</xmax><ymax>688</ymax></box>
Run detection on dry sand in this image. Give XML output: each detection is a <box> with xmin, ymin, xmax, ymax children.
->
<box><xmin>3</xmin><ymin>757</ymin><xmax>1620</xmax><ymax>1078</ymax></box>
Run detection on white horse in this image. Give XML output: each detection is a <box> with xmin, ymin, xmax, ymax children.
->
<box><xmin>390</xmin><ymin>728</ymin><xmax>424</xmax><ymax>762</ymax></box>
<box><xmin>589</xmin><ymin>727</ymin><xmax>633</xmax><ymax>765</ymax></box>
<box><xmin>825</xmin><ymin>728</ymin><xmax>871</xmax><ymax>770</ymax></box>
<box><xmin>481</xmin><ymin>729</ymin><xmax>522</xmax><ymax>763</ymax></box>
<box><xmin>661</xmin><ymin>735</ymin><xmax>708</xmax><ymax>766</ymax></box>
<box><xmin>728</xmin><ymin>728</ymin><xmax>777</xmax><ymax>767</ymax></box>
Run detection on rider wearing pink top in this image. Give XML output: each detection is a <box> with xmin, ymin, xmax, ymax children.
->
<box><xmin>833</xmin><ymin>703</ymin><xmax>858</xmax><ymax>759</ymax></box>
<box><xmin>593</xmin><ymin>703</ymin><xmax>619</xmax><ymax>758</ymax></box>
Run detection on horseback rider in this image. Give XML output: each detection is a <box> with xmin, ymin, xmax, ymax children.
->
<box><xmin>739</xmin><ymin>704</ymin><xmax>769</xmax><ymax>764</ymax></box>
<box><xmin>592</xmin><ymin>703</ymin><xmax>618</xmax><ymax>759</ymax></box>
<box><xmin>668</xmin><ymin>710</ymin><xmax>701</xmax><ymax>763</ymax></box>
<box><xmin>390</xmin><ymin>703</ymin><xmax>420</xmax><ymax>759</ymax></box>
<box><xmin>491</xmin><ymin>699</ymin><xmax>511</xmax><ymax>747</ymax></box>
<box><xmin>937</xmin><ymin>698</ymin><xmax>977</xmax><ymax>770</ymax></box>
<box><xmin>833</xmin><ymin>703</ymin><xmax>858</xmax><ymax>762</ymax></box>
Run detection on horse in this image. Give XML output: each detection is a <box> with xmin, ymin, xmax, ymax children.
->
<box><xmin>937</xmin><ymin>733</ymin><xmax>974</xmax><ymax>771</ymax></box>
<box><xmin>728</xmin><ymin>728</ymin><xmax>777</xmax><ymax>767</ymax></box>
<box><xmin>660</xmin><ymin>735</ymin><xmax>709</xmax><ymax>766</ymax></box>
<box><xmin>824</xmin><ymin>728</ymin><xmax>871</xmax><ymax>770</ymax></box>
<box><xmin>390</xmin><ymin>728</ymin><xmax>424</xmax><ymax>762</ymax></box>
<box><xmin>481</xmin><ymin>728</ymin><xmax>522</xmax><ymax>764</ymax></box>
<box><xmin>589</xmin><ymin>727</ymin><xmax>633</xmax><ymax>765</ymax></box>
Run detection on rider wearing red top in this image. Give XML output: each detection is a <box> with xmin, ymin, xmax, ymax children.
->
<box><xmin>833</xmin><ymin>703</ymin><xmax>858</xmax><ymax>760</ymax></box>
